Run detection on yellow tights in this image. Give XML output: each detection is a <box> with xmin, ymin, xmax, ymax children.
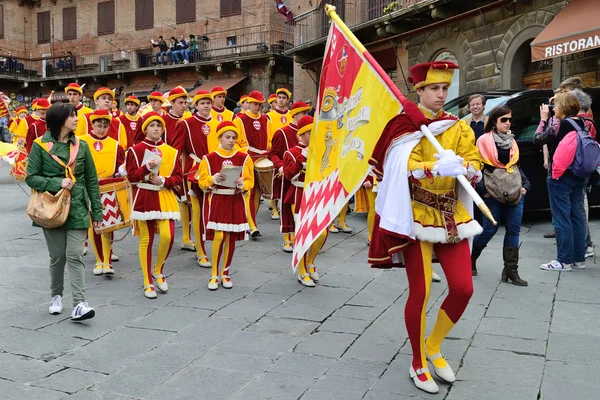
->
<box><xmin>211</xmin><ymin>231</ymin><xmax>236</xmax><ymax>281</ymax></box>
<box><xmin>180</xmin><ymin>202</ymin><xmax>193</xmax><ymax>246</ymax></box>
<box><xmin>190</xmin><ymin>195</ymin><xmax>208</xmax><ymax>262</ymax></box>
<box><xmin>138</xmin><ymin>219</ymin><xmax>175</xmax><ymax>289</ymax></box>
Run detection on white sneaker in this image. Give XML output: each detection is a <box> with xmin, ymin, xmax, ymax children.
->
<box><xmin>585</xmin><ymin>246</ymin><xmax>594</xmax><ymax>258</ymax></box>
<box><xmin>431</xmin><ymin>271</ymin><xmax>442</xmax><ymax>282</ymax></box>
<box><xmin>409</xmin><ymin>366</ymin><xmax>439</xmax><ymax>394</ymax></box>
<box><xmin>573</xmin><ymin>261</ymin><xmax>586</xmax><ymax>269</ymax></box>
<box><xmin>183</xmin><ymin>59</ymin><xmax>189</xmax><ymax>64</ymax></box>
<box><xmin>540</xmin><ymin>260</ymin><xmax>572</xmax><ymax>271</ymax></box>
<box><xmin>49</xmin><ymin>295</ymin><xmax>63</xmax><ymax>315</ymax></box>
<box><xmin>71</xmin><ymin>302</ymin><xmax>95</xmax><ymax>321</ymax></box>
<box><xmin>111</xmin><ymin>253</ymin><xmax>120</xmax><ymax>262</ymax></box>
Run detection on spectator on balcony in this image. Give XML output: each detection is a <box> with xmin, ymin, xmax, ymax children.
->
<box><xmin>57</xmin><ymin>52</ymin><xmax>66</xmax><ymax>72</ymax></box>
<box><xmin>152</xmin><ymin>36</ymin><xmax>169</xmax><ymax>65</ymax></box>
<box><xmin>65</xmin><ymin>52</ymin><xmax>74</xmax><ymax>72</ymax></box>
<box><xmin>186</xmin><ymin>35</ymin><xmax>198</xmax><ymax>63</ymax></box>
<box><xmin>167</xmin><ymin>37</ymin><xmax>183</xmax><ymax>64</ymax></box>
<box><xmin>178</xmin><ymin>35</ymin><xmax>190</xmax><ymax>64</ymax></box>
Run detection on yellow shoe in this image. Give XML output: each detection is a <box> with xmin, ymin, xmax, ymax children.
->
<box><xmin>93</xmin><ymin>263</ymin><xmax>104</xmax><ymax>276</ymax></box>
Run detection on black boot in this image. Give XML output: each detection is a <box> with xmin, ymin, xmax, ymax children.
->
<box><xmin>502</xmin><ymin>247</ymin><xmax>528</xmax><ymax>286</ymax></box>
<box><xmin>471</xmin><ymin>245</ymin><xmax>485</xmax><ymax>276</ymax></box>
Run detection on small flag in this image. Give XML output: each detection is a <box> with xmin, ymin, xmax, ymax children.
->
<box><xmin>274</xmin><ymin>0</ymin><xmax>294</xmax><ymax>23</ymax></box>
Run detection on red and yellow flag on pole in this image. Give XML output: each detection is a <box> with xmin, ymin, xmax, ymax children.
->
<box><xmin>292</xmin><ymin>5</ymin><xmax>407</xmax><ymax>270</ymax></box>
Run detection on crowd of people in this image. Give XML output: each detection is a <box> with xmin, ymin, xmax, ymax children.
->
<box><xmin>3</xmin><ymin>63</ymin><xmax>597</xmax><ymax>395</ymax></box>
<box><xmin>152</xmin><ymin>35</ymin><xmax>201</xmax><ymax>65</ymax></box>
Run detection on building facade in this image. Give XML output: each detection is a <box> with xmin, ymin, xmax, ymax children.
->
<box><xmin>0</xmin><ymin>0</ymin><xmax>294</xmax><ymax>109</ymax></box>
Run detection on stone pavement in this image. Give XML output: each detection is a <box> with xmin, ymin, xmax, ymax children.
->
<box><xmin>1</xmin><ymin>173</ymin><xmax>599</xmax><ymax>400</ymax></box>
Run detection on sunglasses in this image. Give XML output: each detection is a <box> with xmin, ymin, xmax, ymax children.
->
<box><xmin>500</xmin><ymin>117</ymin><xmax>513</xmax><ymax>123</ymax></box>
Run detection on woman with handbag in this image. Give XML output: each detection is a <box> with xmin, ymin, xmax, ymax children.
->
<box><xmin>471</xmin><ymin>106</ymin><xmax>530</xmax><ymax>286</ymax></box>
<box><xmin>26</xmin><ymin>103</ymin><xmax>103</xmax><ymax>320</ymax></box>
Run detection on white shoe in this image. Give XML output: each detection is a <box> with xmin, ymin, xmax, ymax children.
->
<box><xmin>71</xmin><ymin>302</ymin><xmax>95</xmax><ymax>321</ymax></box>
<box><xmin>425</xmin><ymin>349</ymin><xmax>456</xmax><ymax>383</ymax></box>
<box><xmin>271</xmin><ymin>211</ymin><xmax>280</xmax><ymax>220</ymax></box>
<box><xmin>183</xmin><ymin>59</ymin><xmax>189</xmax><ymax>64</ymax></box>
<box><xmin>540</xmin><ymin>260</ymin><xmax>572</xmax><ymax>271</ymax></box>
<box><xmin>197</xmin><ymin>257</ymin><xmax>212</xmax><ymax>268</ymax></box>
<box><xmin>409</xmin><ymin>366</ymin><xmax>439</xmax><ymax>394</ymax></box>
<box><xmin>431</xmin><ymin>271</ymin><xmax>442</xmax><ymax>282</ymax></box>
<box><xmin>181</xmin><ymin>242</ymin><xmax>196</xmax><ymax>251</ymax></box>
<box><xmin>111</xmin><ymin>253</ymin><xmax>120</xmax><ymax>262</ymax></box>
<box><xmin>208</xmin><ymin>276</ymin><xmax>219</xmax><ymax>291</ymax></box>
<box><xmin>153</xmin><ymin>274</ymin><xmax>168</xmax><ymax>293</ymax></box>
<box><xmin>329</xmin><ymin>225</ymin><xmax>340</xmax><ymax>233</ymax></box>
<box><xmin>250</xmin><ymin>229</ymin><xmax>261</xmax><ymax>239</ymax></box>
<box><xmin>103</xmin><ymin>264</ymin><xmax>115</xmax><ymax>275</ymax></box>
<box><xmin>338</xmin><ymin>224</ymin><xmax>354</xmax><ymax>233</ymax></box>
<box><xmin>93</xmin><ymin>263</ymin><xmax>104</xmax><ymax>276</ymax></box>
<box><xmin>282</xmin><ymin>242</ymin><xmax>293</xmax><ymax>253</ymax></box>
<box><xmin>307</xmin><ymin>265</ymin><xmax>320</xmax><ymax>282</ymax></box>
<box><xmin>144</xmin><ymin>285</ymin><xmax>157</xmax><ymax>299</ymax></box>
<box><xmin>585</xmin><ymin>246</ymin><xmax>594</xmax><ymax>258</ymax></box>
<box><xmin>82</xmin><ymin>243</ymin><xmax>88</xmax><ymax>256</ymax></box>
<box><xmin>298</xmin><ymin>273</ymin><xmax>315</xmax><ymax>287</ymax></box>
<box><xmin>49</xmin><ymin>295</ymin><xmax>63</xmax><ymax>315</ymax></box>
<box><xmin>573</xmin><ymin>261</ymin><xmax>586</xmax><ymax>269</ymax></box>
<box><xmin>221</xmin><ymin>276</ymin><xmax>233</xmax><ymax>289</ymax></box>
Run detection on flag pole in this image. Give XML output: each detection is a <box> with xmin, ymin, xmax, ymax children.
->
<box><xmin>324</xmin><ymin>4</ymin><xmax>497</xmax><ymax>225</ymax></box>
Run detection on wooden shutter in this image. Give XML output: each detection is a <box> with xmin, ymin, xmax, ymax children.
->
<box><xmin>37</xmin><ymin>11</ymin><xmax>51</xmax><ymax>44</ymax></box>
<box><xmin>221</xmin><ymin>0</ymin><xmax>241</xmax><ymax>18</ymax></box>
<box><xmin>0</xmin><ymin>5</ymin><xmax>4</xmax><ymax>39</ymax></box>
<box><xmin>176</xmin><ymin>0</ymin><xmax>196</xmax><ymax>24</ymax></box>
<box><xmin>63</xmin><ymin>7</ymin><xmax>77</xmax><ymax>40</ymax></box>
<box><xmin>98</xmin><ymin>1</ymin><xmax>115</xmax><ymax>36</ymax></box>
<box><xmin>135</xmin><ymin>0</ymin><xmax>154</xmax><ymax>30</ymax></box>
<box><xmin>230</xmin><ymin>0</ymin><xmax>242</xmax><ymax>16</ymax></box>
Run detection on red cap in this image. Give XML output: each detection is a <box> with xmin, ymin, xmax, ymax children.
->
<box><xmin>89</xmin><ymin>109</ymin><xmax>113</xmax><ymax>123</ymax></box>
<box><xmin>192</xmin><ymin>90</ymin><xmax>213</xmax><ymax>105</ymax></box>
<box><xmin>125</xmin><ymin>95</ymin><xmax>140</xmax><ymax>106</ymax></box>
<box><xmin>267</xmin><ymin>94</ymin><xmax>277</xmax><ymax>104</ymax></box>
<box><xmin>297</xmin><ymin>115</ymin><xmax>314</xmax><ymax>136</ymax></box>
<box><xmin>93</xmin><ymin>87</ymin><xmax>115</xmax><ymax>101</ymax></box>
<box><xmin>211</xmin><ymin>86</ymin><xmax>227</xmax><ymax>97</ymax></box>
<box><xmin>167</xmin><ymin>86</ymin><xmax>188</xmax><ymax>103</ymax></box>
<box><xmin>289</xmin><ymin>101</ymin><xmax>311</xmax><ymax>117</ymax></box>
<box><xmin>247</xmin><ymin>90</ymin><xmax>265</xmax><ymax>104</ymax></box>
<box><xmin>276</xmin><ymin>87</ymin><xmax>292</xmax><ymax>99</ymax></box>
<box><xmin>15</xmin><ymin>106</ymin><xmax>28</xmax><ymax>114</ymax></box>
<box><xmin>141</xmin><ymin>111</ymin><xmax>166</xmax><ymax>133</ymax></box>
<box><xmin>64</xmin><ymin>82</ymin><xmax>83</xmax><ymax>95</ymax></box>
<box><xmin>35</xmin><ymin>99</ymin><xmax>51</xmax><ymax>110</ymax></box>
<box><xmin>407</xmin><ymin>61</ymin><xmax>459</xmax><ymax>90</ymax></box>
<box><xmin>148</xmin><ymin>91</ymin><xmax>165</xmax><ymax>103</ymax></box>
<box><xmin>216</xmin><ymin>121</ymin><xmax>240</xmax><ymax>138</ymax></box>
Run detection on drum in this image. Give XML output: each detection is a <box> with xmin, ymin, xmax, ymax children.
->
<box><xmin>254</xmin><ymin>158</ymin><xmax>275</xmax><ymax>200</ymax></box>
<box><xmin>95</xmin><ymin>177</ymin><xmax>132</xmax><ymax>234</ymax></box>
<box><xmin>9</xmin><ymin>150</ymin><xmax>28</xmax><ymax>181</ymax></box>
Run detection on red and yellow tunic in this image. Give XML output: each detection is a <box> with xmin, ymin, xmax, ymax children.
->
<box><xmin>126</xmin><ymin>138</ymin><xmax>182</xmax><ymax>221</ymax></box>
<box><xmin>110</xmin><ymin>109</ymin><xmax>123</xmax><ymax>119</ymax></box>
<box><xmin>179</xmin><ymin>114</ymin><xmax>210</xmax><ymax>194</ymax></box>
<box><xmin>210</xmin><ymin>106</ymin><xmax>234</xmax><ymax>123</ymax></box>
<box><xmin>14</xmin><ymin>114</ymin><xmax>40</xmax><ymax>145</ymax></box>
<box><xmin>80</xmin><ymin>131</ymin><xmax>125</xmax><ymax>179</ymax></box>
<box><xmin>77</xmin><ymin>113</ymin><xmax>127</xmax><ymax>150</ymax></box>
<box><xmin>197</xmin><ymin>147</ymin><xmax>254</xmax><ymax>241</ymax></box>
<box><xmin>133</xmin><ymin>110</ymin><xmax>165</xmax><ymax>145</ymax></box>
<box><xmin>233</xmin><ymin>111</ymin><xmax>270</xmax><ymax>160</ymax></box>
<box><xmin>268</xmin><ymin>123</ymin><xmax>298</xmax><ymax>200</ymax></box>
<box><xmin>25</xmin><ymin>118</ymin><xmax>47</xmax><ymax>154</ymax></box>
<box><xmin>283</xmin><ymin>144</ymin><xmax>307</xmax><ymax>211</ymax></box>
<box><xmin>75</xmin><ymin>103</ymin><xmax>93</xmax><ymax>117</ymax></box>
<box><xmin>119</xmin><ymin>113</ymin><xmax>141</xmax><ymax>149</ymax></box>
<box><xmin>9</xmin><ymin>117</ymin><xmax>20</xmax><ymax>136</ymax></box>
<box><xmin>162</xmin><ymin>112</ymin><xmax>185</xmax><ymax>152</ymax></box>
<box><xmin>267</xmin><ymin>108</ymin><xmax>291</xmax><ymax>146</ymax></box>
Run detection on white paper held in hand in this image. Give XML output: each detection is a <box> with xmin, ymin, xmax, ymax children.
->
<box><xmin>219</xmin><ymin>165</ymin><xmax>243</xmax><ymax>189</ymax></box>
<box><xmin>143</xmin><ymin>149</ymin><xmax>162</xmax><ymax>174</ymax></box>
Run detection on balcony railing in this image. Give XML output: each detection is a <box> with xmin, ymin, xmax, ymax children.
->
<box><xmin>0</xmin><ymin>28</ymin><xmax>294</xmax><ymax>81</ymax></box>
<box><xmin>289</xmin><ymin>0</ymin><xmax>430</xmax><ymax>48</ymax></box>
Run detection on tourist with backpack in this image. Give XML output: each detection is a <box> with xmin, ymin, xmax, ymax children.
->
<box><xmin>534</xmin><ymin>92</ymin><xmax>599</xmax><ymax>271</ymax></box>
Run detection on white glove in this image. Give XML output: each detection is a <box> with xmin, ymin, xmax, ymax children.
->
<box><xmin>117</xmin><ymin>164</ymin><xmax>127</xmax><ymax>177</ymax></box>
<box><xmin>302</xmin><ymin>161</ymin><xmax>307</xmax><ymax>169</ymax></box>
<box><xmin>409</xmin><ymin>169</ymin><xmax>427</xmax><ymax>180</ymax></box>
<box><xmin>432</xmin><ymin>151</ymin><xmax>466</xmax><ymax>177</ymax></box>
<box><xmin>466</xmin><ymin>165</ymin><xmax>482</xmax><ymax>183</ymax></box>
<box><xmin>278</xmin><ymin>166</ymin><xmax>283</xmax><ymax>175</ymax></box>
<box><xmin>301</xmin><ymin>148</ymin><xmax>308</xmax><ymax>158</ymax></box>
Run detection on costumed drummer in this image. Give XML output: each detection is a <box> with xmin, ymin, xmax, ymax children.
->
<box><xmin>196</xmin><ymin>121</ymin><xmax>254</xmax><ymax>291</ymax></box>
<box><xmin>14</xmin><ymin>100</ymin><xmax>41</xmax><ymax>146</ymax></box>
<box><xmin>9</xmin><ymin>106</ymin><xmax>29</xmax><ymax>142</ymax></box>
<box><xmin>126</xmin><ymin>112</ymin><xmax>182</xmax><ymax>299</ymax></box>
<box><xmin>283</xmin><ymin>116</ymin><xmax>327</xmax><ymax>287</ymax></box>
<box><xmin>268</xmin><ymin>101</ymin><xmax>311</xmax><ymax>253</ymax></box>
<box><xmin>81</xmin><ymin>110</ymin><xmax>126</xmax><ymax>276</ymax></box>
<box><xmin>368</xmin><ymin>61</ymin><xmax>482</xmax><ymax>394</ymax></box>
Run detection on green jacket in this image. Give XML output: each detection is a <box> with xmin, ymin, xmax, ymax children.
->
<box><xmin>26</xmin><ymin>131</ymin><xmax>103</xmax><ymax>229</ymax></box>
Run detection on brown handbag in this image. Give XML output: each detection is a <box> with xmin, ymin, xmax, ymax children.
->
<box><xmin>26</xmin><ymin>138</ymin><xmax>79</xmax><ymax>228</ymax></box>
<box><xmin>483</xmin><ymin>165</ymin><xmax>523</xmax><ymax>205</ymax></box>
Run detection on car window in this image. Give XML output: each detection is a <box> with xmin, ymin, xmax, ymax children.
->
<box><xmin>509</xmin><ymin>97</ymin><xmax>548</xmax><ymax>142</ymax></box>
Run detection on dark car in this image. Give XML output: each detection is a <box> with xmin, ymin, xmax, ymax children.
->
<box><xmin>444</xmin><ymin>89</ymin><xmax>600</xmax><ymax>211</ymax></box>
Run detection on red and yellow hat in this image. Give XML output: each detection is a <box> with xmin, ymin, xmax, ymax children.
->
<box><xmin>148</xmin><ymin>91</ymin><xmax>165</xmax><ymax>103</ymax></box>
<box><xmin>247</xmin><ymin>90</ymin><xmax>265</xmax><ymax>104</ymax></box>
<box><xmin>192</xmin><ymin>90</ymin><xmax>212</xmax><ymax>105</ymax></box>
<box><xmin>15</xmin><ymin>106</ymin><xmax>28</xmax><ymax>115</ymax></box>
<box><xmin>35</xmin><ymin>98</ymin><xmax>51</xmax><ymax>110</ymax></box>
<box><xmin>30</xmin><ymin>99</ymin><xmax>40</xmax><ymax>111</ymax></box>
<box><xmin>89</xmin><ymin>109</ymin><xmax>113</xmax><ymax>124</ymax></box>
<box><xmin>407</xmin><ymin>61</ymin><xmax>459</xmax><ymax>90</ymax></box>
<box><xmin>125</xmin><ymin>95</ymin><xmax>140</xmax><ymax>106</ymax></box>
<box><xmin>64</xmin><ymin>82</ymin><xmax>83</xmax><ymax>95</ymax></box>
<box><xmin>211</xmin><ymin>86</ymin><xmax>227</xmax><ymax>98</ymax></box>
<box><xmin>276</xmin><ymin>87</ymin><xmax>292</xmax><ymax>99</ymax></box>
<box><xmin>167</xmin><ymin>86</ymin><xmax>188</xmax><ymax>103</ymax></box>
<box><xmin>289</xmin><ymin>101</ymin><xmax>311</xmax><ymax>117</ymax></box>
<box><xmin>240</xmin><ymin>94</ymin><xmax>248</xmax><ymax>104</ymax></box>
<box><xmin>267</xmin><ymin>94</ymin><xmax>277</xmax><ymax>104</ymax></box>
<box><xmin>93</xmin><ymin>87</ymin><xmax>115</xmax><ymax>101</ymax></box>
<box><xmin>141</xmin><ymin>111</ymin><xmax>166</xmax><ymax>133</ymax></box>
<box><xmin>297</xmin><ymin>115</ymin><xmax>314</xmax><ymax>136</ymax></box>
<box><xmin>216</xmin><ymin>121</ymin><xmax>240</xmax><ymax>138</ymax></box>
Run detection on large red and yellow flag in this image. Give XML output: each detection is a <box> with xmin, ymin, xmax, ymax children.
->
<box><xmin>292</xmin><ymin>5</ymin><xmax>406</xmax><ymax>269</ymax></box>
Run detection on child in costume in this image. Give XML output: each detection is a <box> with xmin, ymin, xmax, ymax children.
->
<box><xmin>126</xmin><ymin>112</ymin><xmax>183</xmax><ymax>299</ymax></box>
<box><xmin>196</xmin><ymin>121</ymin><xmax>254</xmax><ymax>290</ymax></box>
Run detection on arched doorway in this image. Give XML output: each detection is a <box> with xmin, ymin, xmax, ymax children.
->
<box><xmin>433</xmin><ymin>50</ymin><xmax>460</xmax><ymax>101</ymax></box>
<box><xmin>510</xmin><ymin>39</ymin><xmax>553</xmax><ymax>89</ymax></box>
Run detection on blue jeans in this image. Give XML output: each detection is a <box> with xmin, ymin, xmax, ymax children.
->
<box><xmin>474</xmin><ymin>196</ymin><xmax>524</xmax><ymax>248</ymax></box>
<box><xmin>548</xmin><ymin>172</ymin><xmax>586</xmax><ymax>264</ymax></box>
<box><xmin>155</xmin><ymin>52</ymin><xmax>167</xmax><ymax>64</ymax></box>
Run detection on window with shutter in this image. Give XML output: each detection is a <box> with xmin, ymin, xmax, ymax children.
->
<box><xmin>135</xmin><ymin>0</ymin><xmax>154</xmax><ymax>30</ymax></box>
<box><xmin>37</xmin><ymin>11</ymin><xmax>51</xmax><ymax>44</ymax></box>
<box><xmin>98</xmin><ymin>1</ymin><xmax>115</xmax><ymax>36</ymax></box>
<box><xmin>0</xmin><ymin>5</ymin><xmax>4</xmax><ymax>39</ymax></box>
<box><xmin>220</xmin><ymin>0</ymin><xmax>242</xmax><ymax>18</ymax></box>
<box><xmin>63</xmin><ymin>7</ymin><xmax>77</xmax><ymax>40</ymax></box>
<box><xmin>176</xmin><ymin>0</ymin><xmax>196</xmax><ymax>24</ymax></box>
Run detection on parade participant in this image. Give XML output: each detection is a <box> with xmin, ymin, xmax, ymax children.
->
<box><xmin>65</xmin><ymin>83</ymin><xmax>92</xmax><ymax>117</ymax></box>
<box><xmin>239</xmin><ymin>94</ymin><xmax>250</xmax><ymax>114</ymax></box>
<box><xmin>25</xmin><ymin>99</ymin><xmax>51</xmax><ymax>153</ymax></box>
<box><xmin>353</xmin><ymin>174</ymin><xmax>377</xmax><ymax>244</ymax></box>
<box><xmin>210</xmin><ymin>86</ymin><xmax>234</xmax><ymax>122</ymax></box>
<box><xmin>368</xmin><ymin>61</ymin><xmax>481</xmax><ymax>394</ymax></box>
<box><xmin>14</xmin><ymin>100</ymin><xmax>40</xmax><ymax>146</ymax></box>
<box><xmin>329</xmin><ymin>203</ymin><xmax>353</xmax><ymax>233</ymax></box>
<box><xmin>267</xmin><ymin>94</ymin><xmax>277</xmax><ymax>112</ymax></box>
<box><xmin>119</xmin><ymin>95</ymin><xmax>141</xmax><ymax>148</ymax></box>
<box><xmin>196</xmin><ymin>121</ymin><xmax>254</xmax><ymax>290</ymax></box>
<box><xmin>126</xmin><ymin>112</ymin><xmax>182</xmax><ymax>299</ymax></box>
<box><xmin>26</xmin><ymin>103</ymin><xmax>102</xmax><ymax>321</ymax></box>
<box><xmin>133</xmin><ymin>91</ymin><xmax>165</xmax><ymax>145</ymax></box>
<box><xmin>77</xmin><ymin>88</ymin><xmax>127</xmax><ymax>150</ymax></box>
<box><xmin>268</xmin><ymin>101</ymin><xmax>311</xmax><ymax>252</ymax></box>
<box><xmin>9</xmin><ymin>106</ymin><xmax>28</xmax><ymax>138</ymax></box>
<box><xmin>267</xmin><ymin>88</ymin><xmax>292</xmax><ymax>138</ymax></box>
<box><xmin>177</xmin><ymin>90</ymin><xmax>213</xmax><ymax>268</ymax></box>
<box><xmin>283</xmin><ymin>116</ymin><xmax>326</xmax><ymax>287</ymax></box>
<box><xmin>110</xmin><ymin>101</ymin><xmax>122</xmax><ymax>119</ymax></box>
<box><xmin>233</xmin><ymin>90</ymin><xmax>272</xmax><ymax>238</ymax></box>
<box><xmin>80</xmin><ymin>110</ymin><xmax>126</xmax><ymax>276</ymax></box>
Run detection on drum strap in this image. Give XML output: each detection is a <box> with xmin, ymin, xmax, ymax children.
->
<box><xmin>189</xmin><ymin>153</ymin><xmax>201</xmax><ymax>163</ymax></box>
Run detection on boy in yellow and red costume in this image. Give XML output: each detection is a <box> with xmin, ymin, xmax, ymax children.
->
<box><xmin>13</xmin><ymin>101</ymin><xmax>40</xmax><ymax>146</ymax></box>
<box><xmin>77</xmin><ymin>88</ymin><xmax>128</xmax><ymax>150</ymax></box>
<box><xmin>210</xmin><ymin>86</ymin><xmax>234</xmax><ymax>122</ymax></box>
<box><xmin>119</xmin><ymin>95</ymin><xmax>141</xmax><ymax>148</ymax></box>
<box><xmin>65</xmin><ymin>82</ymin><xmax>92</xmax><ymax>117</ymax></box>
<box><xmin>9</xmin><ymin>106</ymin><xmax>29</xmax><ymax>139</ymax></box>
<box><xmin>368</xmin><ymin>61</ymin><xmax>482</xmax><ymax>394</ymax></box>
<box><xmin>25</xmin><ymin>99</ymin><xmax>50</xmax><ymax>154</ymax></box>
